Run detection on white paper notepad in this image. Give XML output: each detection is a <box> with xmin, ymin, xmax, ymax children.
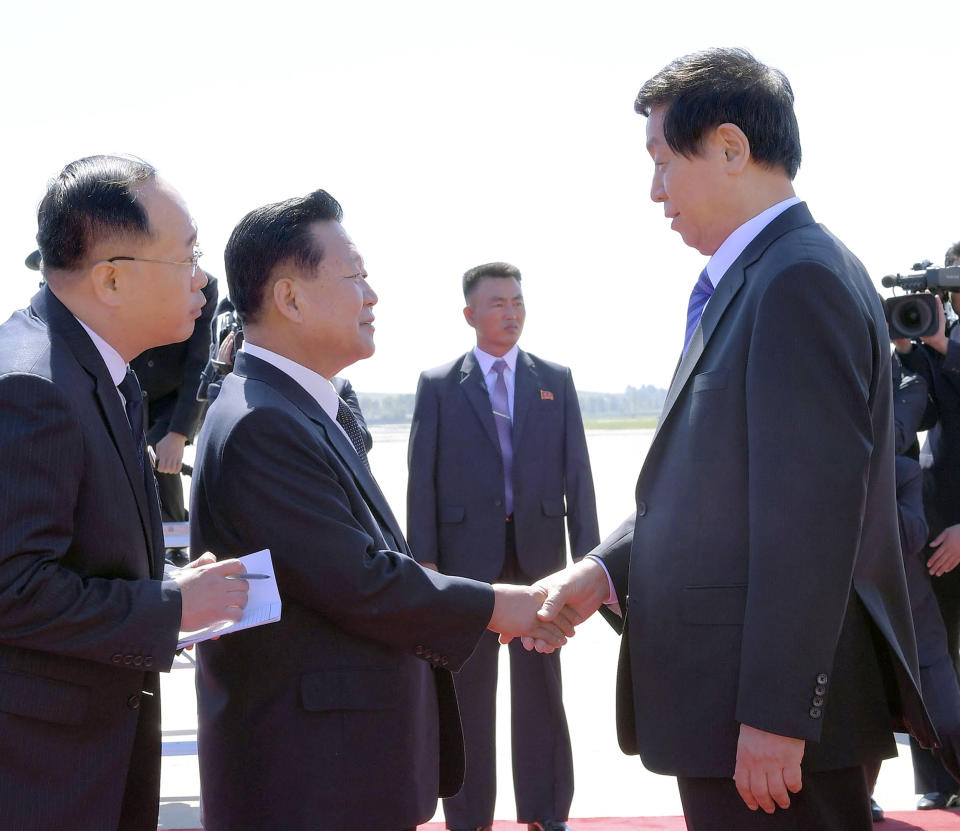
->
<box><xmin>177</xmin><ymin>548</ymin><xmax>282</xmax><ymax>648</ymax></box>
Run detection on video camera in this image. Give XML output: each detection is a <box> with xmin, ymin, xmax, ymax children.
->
<box><xmin>882</xmin><ymin>261</ymin><xmax>960</xmax><ymax>339</ymax></box>
<box><xmin>196</xmin><ymin>301</ymin><xmax>243</xmax><ymax>402</ymax></box>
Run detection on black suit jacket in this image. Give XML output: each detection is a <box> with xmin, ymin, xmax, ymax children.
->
<box><xmin>594</xmin><ymin>203</ymin><xmax>936</xmax><ymax>778</ymax></box>
<box><xmin>407</xmin><ymin>349</ymin><xmax>599</xmax><ymax>582</ymax></box>
<box><xmin>131</xmin><ymin>276</ymin><xmax>217</xmax><ymax>442</ymax></box>
<box><xmin>0</xmin><ymin>286</ymin><xmax>181</xmax><ymax>830</ymax></box>
<box><xmin>190</xmin><ymin>351</ymin><xmax>494</xmax><ymax>831</ymax></box>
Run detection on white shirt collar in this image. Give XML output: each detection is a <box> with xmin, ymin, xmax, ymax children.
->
<box><xmin>473</xmin><ymin>343</ymin><xmax>519</xmax><ymax>376</ymax></box>
<box><xmin>705</xmin><ymin>196</ymin><xmax>801</xmax><ymax>288</ymax></box>
<box><xmin>242</xmin><ymin>340</ymin><xmax>341</xmax><ymax>423</ymax></box>
<box><xmin>75</xmin><ymin>317</ymin><xmax>127</xmax><ymax>387</ymax></box>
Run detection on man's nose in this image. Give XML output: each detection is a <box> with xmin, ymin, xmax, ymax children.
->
<box><xmin>650</xmin><ymin>175</ymin><xmax>666</xmax><ymax>203</ymax></box>
<box><xmin>364</xmin><ymin>281</ymin><xmax>378</xmax><ymax>306</ymax></box>
<box><xmin>194</xmin><ymin>268</ymin><xmax>208</xmax><ymax>292</ymax></box>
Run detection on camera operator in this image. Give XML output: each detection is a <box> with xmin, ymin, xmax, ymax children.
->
<box><xmin>896</xmin><ymin>240</ymin><xmax>960</xmax><ymax>809</ymax></box>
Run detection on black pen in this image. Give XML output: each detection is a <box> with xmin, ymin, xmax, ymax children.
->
<box><xmin>225</xmin><ymin>573</ymin><xmax>271</xmax><ymax>580</ymax></box>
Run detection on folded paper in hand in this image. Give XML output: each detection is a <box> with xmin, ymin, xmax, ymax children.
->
<box><xmin>177</xmin><ymin>548</ymin><xmax>281</xmax><ymax>648</ymax></box>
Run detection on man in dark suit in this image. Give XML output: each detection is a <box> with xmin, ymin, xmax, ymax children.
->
<box><xmin>189</xmin><ymin>189</ymin><xmax>572</xmax><ymax>831</ymax></box>
<box><xmin>131</xmin><ymin>273</ymin><xmax>218</xmax><ymax>521</ymax></box>
<box><xmin>407</xmin><ymin>262</ymin><xmax>599</xmax><ymax>831</ymax></box>
<box><xmin>0</xmin><ymin>155</ymin><xmax>248</xmax><ymax>831</ymax></box>
<box><xmin>897</xmin><ymin>241</ymin><xmax>960</xmax><ymax>808</ymax></box>
<box><xmin>532</xmin><ymin>49</ymin><xmax>939</xmax><ymax>830</ymax></box>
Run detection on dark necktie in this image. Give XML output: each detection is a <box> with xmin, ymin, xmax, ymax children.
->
<box><xmin>683</xmin><ymin>268</ymin><xmax>715</xmax><ymax>356</ymax></box>
<box><xmin>337</xmin><ymin>398</ymin><xmax>370</xmax><ymax>472</ymax></box>
<box><xmin>491</xmin><ymin>359</ymin><xmax>514</xmax><ymax>516</ymax></box>
<box><xmin>117</xmin><ymin>369</ymin><xmax>146</xmax><ymax>472</ymax></box>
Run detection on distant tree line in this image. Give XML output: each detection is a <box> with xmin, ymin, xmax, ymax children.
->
<box><xmin>356</xmin><ymin>384</ymin><xmax>667</xmax><ymax>425</ymax></box>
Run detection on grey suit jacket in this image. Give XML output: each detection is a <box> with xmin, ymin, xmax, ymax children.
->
<box><xmin>407</xmin><ymin>349</ymin><xmax>599</xmax><ymax>582</ymax></box>
<box><xmin>0</xmin><ymin>286</ymin><xmax>181</xmax><ymax>831</ymax></box>
<box><xmin>190</xmin><ymin>351</ymin><xmax>494</xmax><ymax>831</ymax></box>
<box><xmin>594</xmin><ymin>203</ymin><xmax>937</xmax><ymax>777</ymax></box>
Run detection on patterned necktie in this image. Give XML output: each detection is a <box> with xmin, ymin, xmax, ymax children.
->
<box><xmin>683</xmin><ymin>268</ymin><xmax>715</xmax><ymax>356</ymax></box>
<box><xmin>117</xmin><ymin>369</ymin><xmax>146</xmax><ymax>473</ymax></box>
<box><xmin>337</xmin><ymin>398</ymin><xmax>370</xmax><ymax>472</ymax></box>
<box><xmin>491</xmin><ymin>359</ymin><xmax>514</xmax><ymax>516</ymax></box>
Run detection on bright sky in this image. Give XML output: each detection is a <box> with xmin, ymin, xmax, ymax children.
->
<box><xmin>2</xmin><ymin>0</ymin><xmax>958</xmax><ymax>392</ymax></box>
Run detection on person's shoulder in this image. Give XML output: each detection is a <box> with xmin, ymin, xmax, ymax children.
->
<box><xmin>0</xmin><ymin>306</ymin><xmax>70</xmax><ymax>382</ymax></box>
<box><xmin>520</xmin><ymin>350</ymin><xmax>569</xmax><ymax>378</ymax></box>
<box><xmin>419</xmin><ymin>353</ymin><xmax>469</xmax><ymax>381</ymax></box>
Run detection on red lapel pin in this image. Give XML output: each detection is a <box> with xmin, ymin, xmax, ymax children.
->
<box><xmin>540</xmin><ymin>389</ymin><xmax>554</xmax><ymax>401</ymax></box>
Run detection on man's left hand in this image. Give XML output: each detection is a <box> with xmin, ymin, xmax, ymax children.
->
<box><xmin>154</xmin><ymin>431</ymin><xmax>187</xmax><ymax>474</ymax></box>
<box><xmin>733</xmin><ymin>724</ymin><xmax>804</xmax><ymax>813</ymax></box>
<box><xmin>928</xmin><ymin>524</ymin><xmax>960</xmax><ymax>576</ymax></box>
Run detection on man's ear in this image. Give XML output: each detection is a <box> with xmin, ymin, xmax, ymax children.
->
<box><xmin>463</xmin><ymin>304</ymin><xmax>477</xmax><ymax>329</ymax></box>
<box><xmin>273</xmin><ymin>276</ymin><xmax>302</xmax><ymax>323</ymax></box>
<box><xmin>89</xmin><ymin>261</ymin><xmax>123</xmax><ymax>309</ymax></box>
<box><xmin>715</xmin><ymin>122</ymin><xmax>750</xmax><ymax>174</ymax></box>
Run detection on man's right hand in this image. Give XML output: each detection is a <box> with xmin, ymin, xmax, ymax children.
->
<box><xmin>523</xmin><ymin>557</ymin><xmax>613</xmax><ymax>652</ymax></box>
<box><xmin>173</xmin><ymin>554</ymin><xmax>250</xmax><ymax>631</ymax></box>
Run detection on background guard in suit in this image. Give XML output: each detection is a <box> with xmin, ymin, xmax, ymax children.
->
<box><xmin>0</xmin><ymin>155</ymin><xmax>248</xmax><ymax>831</ymax></box>
<box><xmin>897</xmin><ymin>241</ymin><xmax>960</xmax><ymax>808</ymax></box>
<box><xmin>408</xmin><ymin>262</ymin><xmax>599</xmax><ymax>831</ymax></box>
<box><xmin>130</xmin><ymin>272</ymin><xmax>218</xmax><ymax>522</ymax></box>
<box><xmin>189</xmin><ymin>189</ymin><xmax>574</xmax><ymax>831</ymax></box>
<box><xmin>531</xmin><ymin>49</ymin><xmax>941</xmax><ymax>831</ymax></box>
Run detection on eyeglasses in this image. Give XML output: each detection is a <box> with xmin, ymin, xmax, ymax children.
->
<box><xmin>107</xmin><ymin>246</ymin><xmax>203</xmax><ymax>278</ymax></box>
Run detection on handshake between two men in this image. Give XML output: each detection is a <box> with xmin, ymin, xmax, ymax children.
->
<box><xmin>485</xmin><ymin>556</ymin><xmax>613</xmax><ymax>652</ymax></box>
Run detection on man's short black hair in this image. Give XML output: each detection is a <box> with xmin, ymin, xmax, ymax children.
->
<box><xmin>462</xmin><ymin>262</ymin><xmax>522</xmax><ymax>302</ymax></box>
<box><xmin>36</xmin><ymin>155</ymin><xmax>157</xmax><ymax>272</ymax></box>
<box><xmin>635</xmin><ymin>48</ymin><xmax>802</xmax><ymax>180</ymax></box>
<box><xmin>946</xmin><ymin>241</ymin><xmax>960</xmax><ymax>268</ymax></box>
<box><xmin>224</xmin><ymin>189</ymin><xmax>344</xmax><ymax>325</ymax></box>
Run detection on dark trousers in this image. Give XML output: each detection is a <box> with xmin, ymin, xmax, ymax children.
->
<box><xmin>147</xmin><ymin>422</ymin><xmax>187</xmax><ymax>523</ymax></box>
<box><xmin>443</xmin><ymin>524</ymin><xmax>573</xmax><ymax>828</ymax></box>
<box><xmin>155</xmin><ymin>470</ymin><xmax>186</xmax><ymax>523</ymax></box>
<box><xmin>911</xmin><ymin>552</ymin><xmax>960</xmax><ymax>793</ymax></box>
<box><xmin>678</xmin><ymin>766</ymin><xmax>873</xmax><ymax>831</ymax></box>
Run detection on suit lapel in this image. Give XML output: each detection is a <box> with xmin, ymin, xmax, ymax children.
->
<box><xmin>653</xmin><ymin>202</ymin><xmax>816</xmax><ymax>443</ymax></box>
<box><xmin>511</xmin><ymin>350</ymin><xmax>537</xmax><ymax>446</ymax></box>
<box><xmin>459</xmin><ymin>351</ymin><xmax>500</xmax><ymax>452</ymax></box>
<box><xmin>31</xmin><ymin>287</ymin><xmax>156</xmax><ymax>567</ymax></box>
<box><xmin>234</xmin><ymin>353</ymin><xmax>409</xmax><ymax>553</ymax></box>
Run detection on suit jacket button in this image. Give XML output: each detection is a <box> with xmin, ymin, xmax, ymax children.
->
<box><xmin>415</xmin><ymin>645</ymin><xmax>425</xmax><ymax>657</ymax></box>
<box><xmin>494</xmin><ymin>499</ymin><xmax>503</xmax><ymax>507</ymax></box>
<box><xmin>637</xmin><ymin>501</ymin><xmax>647</xmax><ymax>517</ymax></box>
<box><xmin>127</xmin><ymin>694</ymin><xmax>141</xmax><ymax>710</ymax></box>
<box><xmin>123</xmin><ymin>655</ymin><xmax>134</xmax><ymax>665</ymax></box>
<box><xmin>111</xmin><ymin>653</ymin><xmax>123</xmax><ymax>664</ymax></box>
<box><xmin>812</xmin><ymin>696</ymin><xmax>824</xmax><ymax>707</ymax></box>
<box><xmin>144</xmin><ymin>657</ymin><xmax>154</xmax><ymax>668</ymax></box>
<box><xmin>134</xmin><ymin>656</ymin><xmax>144</xmax><ymax>667</ymax></box>
<box><xmin>809</xmin><ymin>706</ymin><xmax>822</xmax><ymax>718</ymax></box>
<box><xmin>441</xmin><ymin>657</ymin><xmax>448</xmax><ymax>667</ymax></box>
<box><xmin>815</xmin><ymin>685</ymin><xmax>826</xmax><ymax>695</ymax></box>
<box><xmin>816</xmin><ymin>673</ymin><xmax>828</xmax><ymax>685</ymax></box>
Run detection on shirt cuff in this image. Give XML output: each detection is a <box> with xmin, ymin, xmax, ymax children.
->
<box><xmin>585</xmin><ymin>554</ymin><xmax>618</xmax><ymax>605</ymax></box>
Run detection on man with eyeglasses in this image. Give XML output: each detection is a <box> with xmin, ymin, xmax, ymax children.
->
<box><xmin>0</xmin><ymin>155</ymin><xmax>250</xmax><ymax>831</ymax></box>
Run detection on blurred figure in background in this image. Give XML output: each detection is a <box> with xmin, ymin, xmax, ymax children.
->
<box><xmin>130</xmin><ymin>272</ymin><xmax>218</xmax><ymax>522</ymax></box>
<box><xmin>897</xmin><ymin>241</ymin><xmax>960</xmax><ymax>810</ymax></box>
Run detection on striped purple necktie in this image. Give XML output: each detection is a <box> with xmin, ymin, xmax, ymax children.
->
<box><xmin>491</xmin><ymin>359</ymin><xmax>514</xmax><ymax>516</ymax></box>
<box><xmin>683</xmin><ymin>268</ymin><xmax>714</xmax><ymax>356</ymax></box>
